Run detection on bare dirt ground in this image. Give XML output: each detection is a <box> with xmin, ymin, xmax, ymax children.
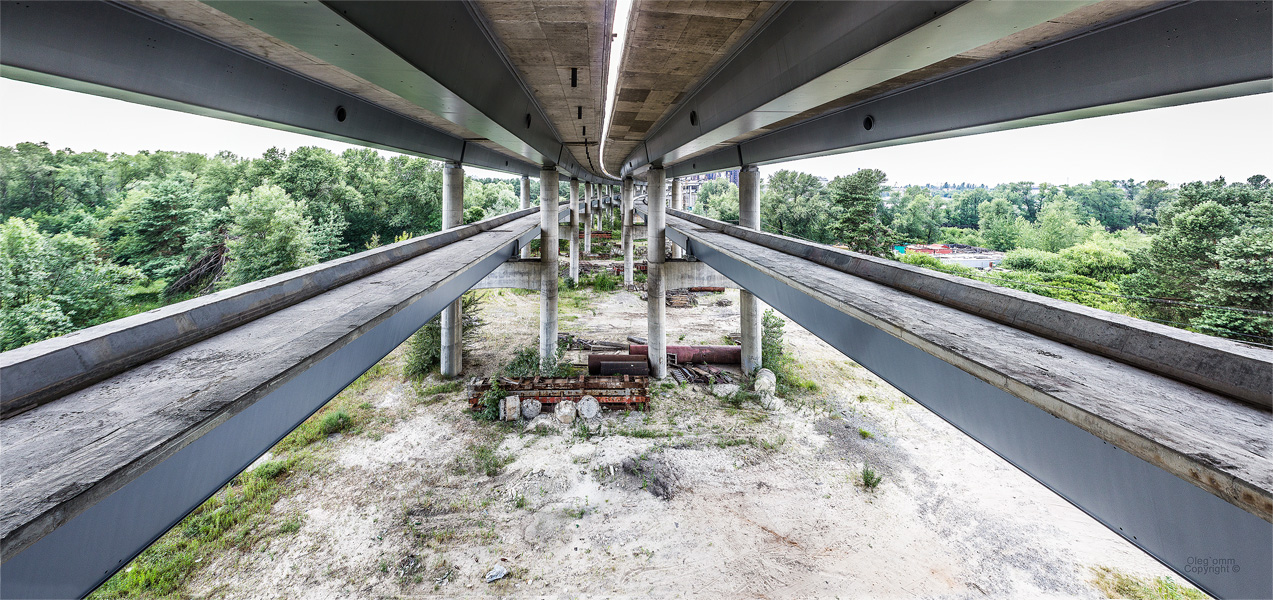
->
<box><xmin>185</xmin><ymin>284</ymin><xmax>1195</xmax><ymax>599</ymax></box>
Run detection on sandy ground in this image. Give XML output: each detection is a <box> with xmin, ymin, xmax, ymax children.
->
<box><xmin>186</xmin><ymin>283</ymin><xmax>1193</xmax><ymax>599</ymax></box>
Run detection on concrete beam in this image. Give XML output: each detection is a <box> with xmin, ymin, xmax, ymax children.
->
<box><xmin>0</xmin><ymin>210</ymin><xmax>547</xmax><ymax>598</ymax></box>
<box><xmin>663</xmin><ymin>260</ymin><xmax>735</xmax><ymax>290</ymax></box>
<box><xmin>569</xmin><ymin>179</ymin><xmax>580</xmax><ymax>281</ymax></box>
<box><xmin>472</xmin><ymin>260</ymin><xmax>546</xmax><ymax>291</ymax></box>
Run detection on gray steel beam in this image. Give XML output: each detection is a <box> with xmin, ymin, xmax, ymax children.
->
<box><xmin>0</xmin><ymin>1</ymin><xmax>554</xmax><ymax>178</ymax></box>
<box><xmin>621</xmin><ymin>0</ymin><xmax>1098</xmax><ymax>175</ymax></box>
<box><xmin>653</xmin><ymin>208</ymin><xmax>1271</xmax><ymax>599</ymax></box>
<box><xmin>206</xmin><ymin>0</ymin><xmax>614</xmax><ymax>184</ymax></box>
<box><xmin>662</xmin><ymin>1</ymin><xmax>1272</xmax><ymax>178</ymax></box>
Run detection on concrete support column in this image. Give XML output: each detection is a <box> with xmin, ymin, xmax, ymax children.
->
<box><xmin>670</xmin><ymin>177</ymin><xmax>684</xmax><ymax>259</ymax></box>
<box><xmin>738</xmin><ymin>165</ymin><xmax>762</xmax><ymax>374</ymax></box>
<box><xmin>569</xmin><ymin>178</ymin><xmax>580</xmax><ymax>281</ymax></box>
<box><xmin>622</xmin><ymin>177</ymin><xmax>635</xmax><ymax>286</ymax></box>
<box><xmin>583</xmin><ymin>183</ymin><xmax>593</xmax><ymax>255</ymax></box>
<box><xmin>519</xmin><ymin>175</ymin><xmax>532</xmax><ymax>259</ymax></box>
<box><xmin>440</xmin><ymin>161</ymin><xmax>464</xmax><ymax>378</ymax></box>
<box><xmin>539</xmin><ymin>168</ymin><xmax>559</xmax><ymax>371</ymax></box>
<box><xmin>647</xmin><ymin>167</ymin><xmax>667</xmax><ymax>379</ymax></box>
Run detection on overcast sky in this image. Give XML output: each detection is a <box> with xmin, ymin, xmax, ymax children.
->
<box><xmin>2</xmin><ymin>78</ymin><xmax>1269</xmax><ymax>187</ymax></box>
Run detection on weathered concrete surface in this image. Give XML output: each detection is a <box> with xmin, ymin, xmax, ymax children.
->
<box><xmin>668</xmin><ymin>208</ymin><xmax>1273</xmax><ymax>410</ymax></box>
<box><xmin>472</xmin><ymin>260</ymin><xmax>546</xmax><ymax>290</ymax></box>
<box><xmin>0</xmin><ymin>206</ymin><xmax>545</xmax><ymax>419</ymax></box>
<box><xmin>646</xmin><ymin>168</ymin><xmax>667</xmax><ymax>379</ymax></box>
<box><xmin>670</xmin><ymin>177</ymin><xmax>684</xmax><ymax>259</ymax></box>
<box><xmin>520</xmin><ymin>175</ymin><xmax>532</xmax><ymax>259</ymax></box>
<box><xmin>664</xmin><ymin>210</ymin><xmax>1273</xmax><ymax>523</ymax></box>
<box><xmin>440</xmin><ymin>162</ymin><xmax>464</xmax><ymax>378</ymax></box>
<box><xmin>738</xmin><ymin>166</ymin><xmax>761</xmax><ymax>373</ymax></box>
<box><xmin>662</xmin><ymin>259</ymin><xmax>736</xmax><ymax>289</ymax></box>
<box><xmin>539</xmin><ymin>169</ymin><xmax>559</xmax><ymax>371</ymax></box>
<box><xmin>569</xmin><ymin>179</ymin><xmax>580</xmax><ymax>281</ymax></box>
<box><xmin>622</xmin><ymin>177</ymin><xmax>635</xmax><ymax>286</ymax></box>
<box><xmin>0</xmin><ymin>210</ymin><xmax>547</xmax><ymax>564</ymax></box>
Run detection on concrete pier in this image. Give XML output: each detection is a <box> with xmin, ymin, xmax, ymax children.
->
<box><xmin>738</xmin><ymin>165</ymin><xmax>761</xmax><ymax>373</ymax></box>
<box><xmin>647</xmin><ymin>167</ymin><xmax>667</xmax><ymax>379</ymax></box>
<box><xmin>670</xmin><ymin>177</ymin><xmax>684</xmax><ymax>259</ymax></box>
<box><xmin>622</xmin><ymin>177</ymin><xmax>635</xmax><ymax>285</ymax></box>
<box><xmin>583</xmin><ymin>183</ymin><xmax>593</xmax><ymax>254</ymax></box>
<box><xmin>539</xmin><ymin>168</ymin><xmax>559</xmax><ymax>371</ymax></box>
<box><xmin>569</xmin><ymin>178</ymin><xmax>580</xmax><ymax>281</ymax></box>
<box><xmin>440</xmin><ymin>161</ymin><xmax>464</xmax><ymax>377</ymax></box>
<box><xmin>519</xmin><ymin>175</ymin><xmax>532</xmax><ymax>259</ymax></box>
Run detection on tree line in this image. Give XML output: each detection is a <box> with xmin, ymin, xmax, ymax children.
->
<box><xmin>1</xmin><ymin>142</ymin><xmax>1268</xmax><ymax>350</ymax></box>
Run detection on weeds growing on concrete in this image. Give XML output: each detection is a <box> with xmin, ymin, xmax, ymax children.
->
<box><xmin>1089</xmin><ymin>566</ymin><xmax>1205</xmax><ymax>600</ymax></box>
<box><xmin>861</xmin><ymin>462</ymin><xmax>883</xmax><ymax>490</ymax></box>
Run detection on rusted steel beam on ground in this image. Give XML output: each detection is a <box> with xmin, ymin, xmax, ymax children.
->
<box><xmin>629</xmin><ymin>344</ymin><xmax>742</xmax><ymax>364</ymax></box>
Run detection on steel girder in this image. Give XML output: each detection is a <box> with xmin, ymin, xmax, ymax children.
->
<box><xmin>205</xmin><ymin>0</ymin><xmax>612</xmax><ymax>184</ymax></box>
<box><xmin>646</xmin><ymin>1</ymin><xmax>1272</xmax><ymax>178</ymax></box>
<box><xmin>637</xmin><ymin>204</ymin><xmax>1272</xmax><ymax>600</ymax></box>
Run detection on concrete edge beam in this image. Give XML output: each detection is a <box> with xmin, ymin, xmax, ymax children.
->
<box><xmin>0</xmin><ymin>206</ymin><xmax>545</xmax><ymax>419</ymax></box>
<box><xmin>664</xmin><ymin>208</ymin><xmax>1273</xmax><ymax>409</ymax></box>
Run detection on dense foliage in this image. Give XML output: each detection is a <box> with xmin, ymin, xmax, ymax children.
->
<box><xmin>3</xmin><ymin>140</ymin><xmax>1268</xmax><ymax>349</ymax></box>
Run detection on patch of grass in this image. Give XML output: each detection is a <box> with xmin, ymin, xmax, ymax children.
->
<box><xmin>1090</xmin><ymin>566</ymin><xmax>1206</xmax><ymax>600</ymax></box>
<box><xmin>501</xmin><ymin>342</ymin><xmax>573</xmax><ymax>378</ymax></box>
<box><xmin>861</xmin><ymin>462</ymin><xmax>883</xmax><ymax>490</ymax></box>
<box><xmin>453</xmin><ymin>441</ymin><xmax>514</xmax><ymax>477</ymax></box>
<box><xmin>760</xmin><ymin>309</ymin><xmax>821</xmax><ymax>398</ymax></box>
<box><xmin>475</xmin><ymin>381</ymin><xmax>505</xmax><ymax>422</ymax></box>
<box><xmin>510</xmin><ymin>287</ymin><xmax>536</xmax><ymax>296</ymax></box>
<box><xmin>91</xmin><ymin>458</ymin><xmax>300</xmax><ymax>599</ymax></box>
<box><xmin>513</xmin><ymin>494</ymin><xmax>528</xmax><ymax>509</ymax></box>
<box><xmin>858</xmin><ymin>428</ymin><xmax>874</xmax><ymax>439</ymax></box>
<box><xmin>420</xmin><ymin>380</ymin><xmax>464</xmax><ymax>396</ymax></box>
<box><xmin>616</xmin><ymin>427</ymin><xmax>676</xmax><ymax>439</ymax></box>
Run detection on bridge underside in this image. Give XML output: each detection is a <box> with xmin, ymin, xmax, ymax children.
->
<box><xmin>1</xmin><ymin>1</ymin><xmax>1271</xmax><ymax>598</ymax></box>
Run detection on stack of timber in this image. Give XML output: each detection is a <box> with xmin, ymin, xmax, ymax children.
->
<box><xmin>467</xmin><ymin>375</ymin><xmax>649</xmax><ymax>409</ymax></box>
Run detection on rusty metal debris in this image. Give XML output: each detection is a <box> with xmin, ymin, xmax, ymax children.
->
<box><xmin>629</xmin><ymin>344</ymin><xmax>741</xmax><ymax>364</ymax></box>
<box><xmin>668</xmin><ymin>364</ymin><xmax>732</xmax><ymax>385</ymax></box>
<box><xmin>467</xmin><ymin>375</ymin><xmax>649</xmax><ymax>410</ymax></box>
<box><xmin>558</xmin><ymin>332</ymin><xmax>626</xmax><ymax>351</ymax></box>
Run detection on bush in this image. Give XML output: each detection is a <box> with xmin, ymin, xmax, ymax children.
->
<box><xmin>1060</xmin><ymin>242</ymin><xmax>1133</xmax><ymax>281</ymax></box>
<box><xmin>501</xmin><ymin>341</ymin><xmax>572</xmax><ymax>378</ymax></box>
<box><xmin>1001</xmin><ymin>248</ymin><xmax>1067</xmax><ymax>273</ymax></box>
<box><xmin>760</xmin><ymin>309</ymin><xmax>819</xmax><ymax>397</ymax></box>
<box><xmin>591</xmin><ymin>272</ymin><xmax>617</xmax><ymax>292</ymax></box>
<box><xmin>403</xmin><ymin>292</ymin><xmax>486</xmax><ymax>378</ymax></box>
<box><xmin>897</xmin><ymin>252</ymin><xmax>977</xmax><ymax>278</ymax></box>
<box><xmin>476</xmin><ymin>381</ymin><xmax>504</xmax><ymax>421</ymax></box>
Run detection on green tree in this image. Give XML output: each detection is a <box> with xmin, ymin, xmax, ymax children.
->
<box><xmin>221</xmin><ymin>185</ymin><xmax>317</xmax><ymax>288</ymax></box>
<box><xmin>694</xmin><ymin>179</ymin><xmax>740</xmax><ymax>223</ymax></box>
<box><xmin>1022</xmin><ymin>197</ymin><xmax>1088</xmax><ymax>252</ymax></box>
<box><xmin>1190</xmin><ymin>228</ymin><xmax>1273</xmax><ymax>339</ymax></box>
<box><xmin>828</xmin><ymin>169</ymin><xmax>892</xmax><ymax>255</ymax></box>
<box><xmin>977</xmin><ymin>198</ymin><xmax>1020</xmax><ymax>251</ymax></box>
<box><xmin>1066</xmin><ymin>181</ymin><xmax>1133</xmax><ymax>230</ymax></box>
<box><xmin>109</xmin><ymin>173</ymin><xmax>201</xmax><ymax>279</ymax></box>
<box><xmin>1</xmin><ymin>217</ymin><xmax>141</xmax><ymax>350</ymax></box>
<box><xmin>948</xmin><ymin>188</ymin><xmax>988</xmax><ymax>229</ymax></box>
<box><xmin>891</xmin><ymin>186</ymin><xmax>944</xmax><ymax>243</ymax></box>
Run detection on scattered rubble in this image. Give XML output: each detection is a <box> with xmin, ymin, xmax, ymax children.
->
<box><xmin>483</xmin><ymin>565</ymin><xmax>508</xmax><ymax>583</ymax></box>
<box><xmin>622</xmin><ymin>456</ymin><xmax>682</xmax><ymax>500</ymax></box>
<box><xmin>576</xmin><ymin>395</ymin><xmax>601</xmax><ymax>420</ymax></box>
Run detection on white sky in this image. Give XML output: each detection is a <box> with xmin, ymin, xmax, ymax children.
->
<box><xmin>2</xmin><ymin>78</ymin><xmax>1270</xmax><ymax>187</ymax></box>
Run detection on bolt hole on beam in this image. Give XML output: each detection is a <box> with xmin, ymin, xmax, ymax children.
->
<box><xmin>863</xmin><ymin>115</ymin><xmax>874</xmax><ymax>131</ymax></box>
<box><xmin>578</xmin><ymin>106</ymin><xmax>583</xmax><ymax>119</ymax></box>
<box><xmin>690</xmin><ymin>110</ymin><xmax>698</xmax><ymax>127</ymax></box>
<box><xmin>334</xmin><ymin>106</ymin><xmax>347</xmax><ymax>122</ymax></box>
<box><xmin>525</xmin><ymin>113</ymin><xmax>532</xmax><ymax>129</ymax></box>
<box><xmin>571</xmin><ymin>67</ymin><xmax>578</xmax><ymax>87</ymax></box>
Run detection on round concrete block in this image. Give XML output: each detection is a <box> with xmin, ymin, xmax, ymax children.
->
<box><xmin>521</xmin><ymin>397</ymin><xmax>542</xmax><ymax>419</ymax></box>
<box><xmin>555</xmin><ymin>399</ymin><xmax>577</xmax><ymax>424</ymax></box>
<box><xmin>576</xmin><ymin>395</ymin><xmax>601</xmax><ymax>420</ymax></box>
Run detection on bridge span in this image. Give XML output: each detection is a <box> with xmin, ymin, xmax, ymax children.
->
<box><xmin>2</xmin><ymin>0</ymin><xmax>1271</xmax><ymax>597</ymax></box>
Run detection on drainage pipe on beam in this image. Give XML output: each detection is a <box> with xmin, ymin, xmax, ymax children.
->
<box><xmin>539</xmin><ymin>168</ymin><xmax>560</xmax><ymax>371</ymax></box>
<box><xmin>440</xmin><ymin>161</ymin><xmax>464</xmax><ymax>378</ymax></box>
<box><xmin>738</xmin><ymin>165</ymin><xmax>761</xmax><ymax>373</ymax></box>
<box><xmin>623</xmin><ymin>177</ymin><xmax>635</xmax><ymax>286</ymax></box>
<box><xmin>519</xmin><ymin>175</ymin><xmax>532</xmax><ymax>259</ymax></box>
<box><xmin>670</xmin><ymin>178</ymin><xmax>684</xmax><ymax>259</ymax></box>
<box><xmin>569</xmin><ymin>178</ymin><xmax>580</xmax><ymax>281</ymax></box>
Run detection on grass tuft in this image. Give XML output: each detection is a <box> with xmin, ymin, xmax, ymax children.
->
<box><xmin>1090</xmin><ymin>566</ymin><xmax>1206</xmax><ymax>600</ymax></box>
